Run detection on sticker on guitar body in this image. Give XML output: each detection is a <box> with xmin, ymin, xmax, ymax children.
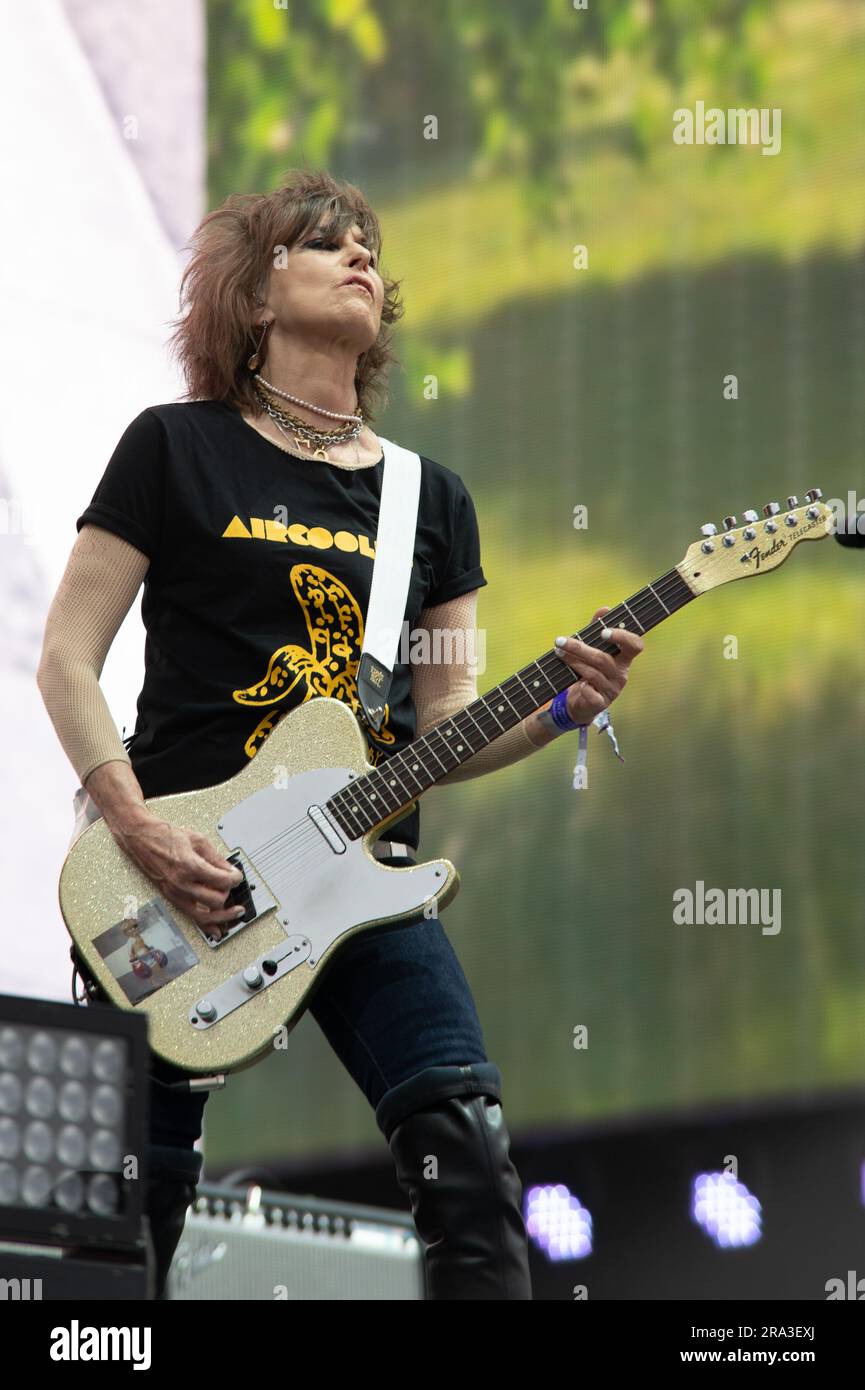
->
<box><xmin>93</xmin><ymin>900</ymin><xmax>199</xmax><ymax>1005</ymax></box>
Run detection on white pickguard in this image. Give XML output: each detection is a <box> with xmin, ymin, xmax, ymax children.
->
<box><xmin>218</xmin><ymin>766</ymin><xmax>447</xmax><ymax>967</ymax></box>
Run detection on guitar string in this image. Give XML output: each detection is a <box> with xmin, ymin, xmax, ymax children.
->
<box><xmin>243</xmin><ymin>570</ymin><xmax>699</xmax><ymax>883</ymax></box>
<box><xmin>321</xmin><ymin>574</ymin><xmax>697</xmax><ymax>839</ymax></box>
<box><xmin>274</xmin><ymin>527</ymin><xmax>801</xmax><ymax>863</ymax></box>
<box><xmin>224</xmin><ymin>517</ymin><xmax>819</xmax><ymax>889</ymax></box>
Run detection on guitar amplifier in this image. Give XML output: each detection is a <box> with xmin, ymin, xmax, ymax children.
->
<box><xmin>166</xmin><ymin>1182</ymin><xmax>425</xmax><ymax>1300</ymax></box>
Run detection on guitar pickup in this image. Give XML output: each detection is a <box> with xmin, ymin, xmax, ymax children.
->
<box><xmin>225</xmin><ymin>852</ymin><xmax>254</xmax><ymax>919</ymax></box>
<box><xmin>197</xmin><ymin>848</ymin><xmax>277</xmax><ymax>949</ymax></box>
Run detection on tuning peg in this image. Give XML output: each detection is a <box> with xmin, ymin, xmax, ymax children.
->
<box><xmin>699</xmin><ymin>522</ymin><xmax>717</xmax><ymax>553</ymax></box>
<box><xmin>805</xmin><ymin>488</ymin><xmax>822</xmax><ymax>502</ymax></box>
<box><xmin>762</xmin><ymin>502</ymin><xmax>781</xmax><ymax>517</ymax></box>
<box><xmin>742</xmin><ymin>509</ymin><xmax>759</xmax><ymax>523</ymax></box>
<box><xmin>722</xmin><ymin>515</ymin><xmax>737</xmax><ymax>530</ymax></box>
<box><xmin>786</xmin><ymin>496</ymin><xmax>799</xmax><ymax>509</ymax></box>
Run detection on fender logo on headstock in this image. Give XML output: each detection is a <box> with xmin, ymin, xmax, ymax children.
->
<box><xmin>744</xmin><ymin>512</ymin><xmax>822</xmax><ymax>569</ymax></box>
<box><xmin>745</xmin><ymin>535</ymin><xmax>787</xmax><ymax>569</ymax></box>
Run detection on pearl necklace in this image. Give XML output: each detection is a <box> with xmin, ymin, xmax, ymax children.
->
<box><xmin>255</xmin><ymin>373</ymin><xmax>363</xmax><ymax>425</ymax></box>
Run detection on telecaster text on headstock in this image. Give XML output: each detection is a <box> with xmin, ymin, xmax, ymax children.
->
<box><xmin>741</xmin><ymin>512</ymin><xmax>823</xmax><ymax>568</ymax></box>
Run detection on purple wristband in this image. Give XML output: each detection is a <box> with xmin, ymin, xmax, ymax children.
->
<box><xmin>550</xmin><ymin>687</ymin><xmax>583</xmax><ymax>732</ymax></box>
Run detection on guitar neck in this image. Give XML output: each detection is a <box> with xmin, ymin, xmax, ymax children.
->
<box><xmin>326</xmin><ymin>565</ymin><xmax>697</xmax><ymax>841</ymax></box>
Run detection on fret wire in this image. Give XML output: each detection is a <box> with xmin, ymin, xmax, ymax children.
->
<box><xmin>378</xmin><ymin>755</ymin><xmax>416</xmax><ymax>790</ymax></box>
<box><xmin>439</xmin><ymin>719</ymin><xmax>483</xmax><ymax>764</ymax></box>
<box><xmin>457</xmin><ymin>711</ymin><xmax>490</xmax><ymax>748</ymax></box>
<box><xmin>336</xmin><ymin>794</ymin><xmax>374</xmax><ymax>835</ymax></box>
<box><xmin>432</xmin><ymin>718</ymin><xmax>483</xmax><ymax>761</ymax></box>
<box><xmin>418</xmin><ymin>735</ymin><xmax>451</xmax><ymax>774</ymax></box>
<box><xmin>618</xmin><ymin>599</ymin><xmax>646</xmax><ymax>633</ymax></box>
<box><xmin>457</xmin><ymin>703</ymin><xmax>493</xmax><ymax>739</ymax></box>
<box><xmin>325</xmin><ymin>569</ymin><xmax>697</xmax><ymax>837</ymax></box>
<box><xmin>457</xmin><ymin>697</ymin><xmax>507</xmax><ymax>738</ymax></box>
<box><xmin>432</xmin><ymin>712</ymin><xmax>484</xmax><ymax>755</ymax></box>
<box><xmin>646</xmin><ymin>581</ymin><xmax>671</xmax><ymax>615</ymax></box>
<box><xmin>426</xmin><ymin>731</ymin><xmax>466</xmax><ymax>770</ymax></box>
<box><xmin>396</xmin><ymin>752</ymin><xmax>427</xmax><ymax>793</ymax></box>
<box><xmin>383</xmin><ymin>767</ymin><xmax>417</xmax><ymax>800</ymax></box>
<box><xmin>356</xmin><ymin>759</ymin><xmax>402</xmax><ymax>812</ymax></box>
<box><xmin>411</xmin><ymin>732</ymin><xmax>454</xmax><ymax>775</ymax></box>
<box><xmin>330</xmin><ymin>790</ymin><xmax>368</xmax><ymax>836</ymax></box>
<box><xmin>525</xmin><ymin>659</ymin><xmax>559</xmax><ymax>699</ymax></box>
<box><xmin>511</xmin><ymin>669</ymin><xmax>545</xmax><ymax>705</ymax></box>
<box><xmin>367</xmin><ymin>775</ymin><xmax>402</xmax><ymax>815</ymax></box>
<box><xmin>500</xmin><ymin>676</ymin><xmax>533</xmax><ymax>713</ymax></box>
<box><xmin>491</xmin><ymin>690</ymin><xmax>520</xmax><ymax>724</ymax></box>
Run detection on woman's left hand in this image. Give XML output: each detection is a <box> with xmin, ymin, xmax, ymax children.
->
<box><xmin>554</xmin><ymin>606</ymin><xmax>645</xmax><ymax>726</ymax></box>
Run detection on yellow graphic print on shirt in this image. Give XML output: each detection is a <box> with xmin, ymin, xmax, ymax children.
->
<box><xmin>232</xmin><ymin>562</ymin><xmax>396</xmax><ymax>765</ymax></box>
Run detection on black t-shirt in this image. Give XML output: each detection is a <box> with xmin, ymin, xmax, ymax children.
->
<box><xmin>76</xmin><ymin>400</ymin><xmax>487</xmax><ymax>851</ymax></box>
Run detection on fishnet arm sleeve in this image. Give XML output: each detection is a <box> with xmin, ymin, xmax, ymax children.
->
<box><xmin>412</xmin><ymin>589</ymin><xmax>546</xmax><ymax>787</ymax></box>
<box><xmin>36</xmin><ymin>524</ymin><xmax>150</xmax><ymax>786</ymax></box>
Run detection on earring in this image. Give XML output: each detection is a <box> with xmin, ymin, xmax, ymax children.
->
<box><xmin>247</xmin><ymin>319</ymin><xmax>272</xmax><ymax>372</ymax></box>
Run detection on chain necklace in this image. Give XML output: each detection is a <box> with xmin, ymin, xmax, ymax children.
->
<box><xmin>250</xmin><ymin>390</ymin><xmax>379</xmax><ymax>470</ymax></box>
<box><xmin>254</xmin><ymin>378</ymin><xmax>359</xmax><ymax>449</ymax></box>
<box><xmin>264</xmin><ymin>407</ymin><xmax>377</xmax><ymax>470</ymax></box>
<box><xmin>251</xmin><ymin>377</ymin><xmax>371</xmax><ymax>466</ymax></box>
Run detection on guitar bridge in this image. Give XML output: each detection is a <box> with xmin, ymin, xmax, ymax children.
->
<box><xmin>197</xmin><ymin>848</ymin><xmax>277</xmax><ymax>949</ymax></box>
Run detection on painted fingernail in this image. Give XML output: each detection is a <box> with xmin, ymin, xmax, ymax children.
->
<box><xmin>554</xmin><ymin>635</ymin><xmax>569</xmax><ymax>648</ymax></box>
<box><xmin>601</xmin><ymin>627</ymin><xmax>613</xmax><ymax>640</ymax></box>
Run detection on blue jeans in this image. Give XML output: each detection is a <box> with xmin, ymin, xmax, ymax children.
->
<box><xmin>147</xmin><ymin>854</ymin><xmax>499</xmax><ymax>1159</ymax></box>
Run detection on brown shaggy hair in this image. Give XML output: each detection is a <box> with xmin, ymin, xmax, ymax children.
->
<box><xmin>167</xmin><ymin>168</ymin><xmax>404</xmax><ymax>423</ymax></box>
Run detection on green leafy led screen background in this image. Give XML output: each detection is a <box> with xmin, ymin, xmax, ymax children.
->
<box><xmin>204</xmin><ymin>0</ymin><xmax>865</xmax><ymax>1165</ymax></box>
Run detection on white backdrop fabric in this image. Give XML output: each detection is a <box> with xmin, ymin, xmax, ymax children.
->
<box><xmin>0</xmin><ymin>0</ymin><xmax>204</xmax><ymax>998</ymax></box>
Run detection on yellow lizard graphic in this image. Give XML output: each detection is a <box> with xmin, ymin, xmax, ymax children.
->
<box><xmin>232</xmin><ymin>562</ymin><xmax>396</xmax><ymax>764</ymax></box>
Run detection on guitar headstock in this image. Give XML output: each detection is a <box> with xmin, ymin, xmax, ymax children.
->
<box><xmin>677</xmin><ymin>490</ymin><xmax>832</xmax><ymax>595</ymax></box>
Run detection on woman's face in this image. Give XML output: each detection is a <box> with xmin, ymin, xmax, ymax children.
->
<box><xmin>264</xmin><ymin>220</ymin><xmax>384</xmax><ymax>353</ymax></box>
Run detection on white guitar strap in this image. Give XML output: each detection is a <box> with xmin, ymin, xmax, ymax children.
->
<box><xmin>355</xmin><ymin>435</ymin><xmax>422</xmax><ymax>734</ymax></box>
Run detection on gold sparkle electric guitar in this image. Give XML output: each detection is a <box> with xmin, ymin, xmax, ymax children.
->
<box><xmin>59</xmin><ymin>493</ymin><xmax>832</xmax><ymax>1074</ymax></box>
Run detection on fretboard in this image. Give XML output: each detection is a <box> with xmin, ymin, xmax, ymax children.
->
<box><xmin>326</xmin><ymin>566</ymin><xmax>696</xmax><ymax>841</ymax></box>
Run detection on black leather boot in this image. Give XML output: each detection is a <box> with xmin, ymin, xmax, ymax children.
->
<box><xmin>380</xmin><ymin>1064</ymin><xmax>532</xmax><ymax>1300</ymax></box>
<box><xmin>145</xmin><ymin>1144</ymin><xmax>202</xmax><ymax>1300</ymax></box>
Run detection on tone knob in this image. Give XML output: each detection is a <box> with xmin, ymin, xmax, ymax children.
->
<box><xmin>786</xmin><ymin>496</ymin><xmax>799</xmax><ymax>509</ymax></box>
<box><xmin>722</xmin><ymin>516</ymin><xmax>737</xmax><ymax>530</ymax></box>
<box><xmin>197</xmin><ymin>999</ymin><xmax>217</xmax><ymax>1022</ymax></box>
<box><xmin>699</xmin><ymin>523</ymin><xmax>718</xmax><ymax>537</ymax></box>
<box><xmin>805</xmin><ymin>488</ymin><xmax>822</xmax><ymax>502</ymax></box>
<box><xmin>742</xmin><ymin>509</ymin><xmax>759</xmax><ymax>523</ymax></box>
<box><xmin>762</xmin><ymin>502</ymin><xmax>781</xmax><ymax>517</ymax></box>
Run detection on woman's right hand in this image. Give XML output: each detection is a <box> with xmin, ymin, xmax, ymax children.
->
<box><xmin>112</xmin><ymin>810</ymin><xmax>246</xmax><ymax>941</ymax></box>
